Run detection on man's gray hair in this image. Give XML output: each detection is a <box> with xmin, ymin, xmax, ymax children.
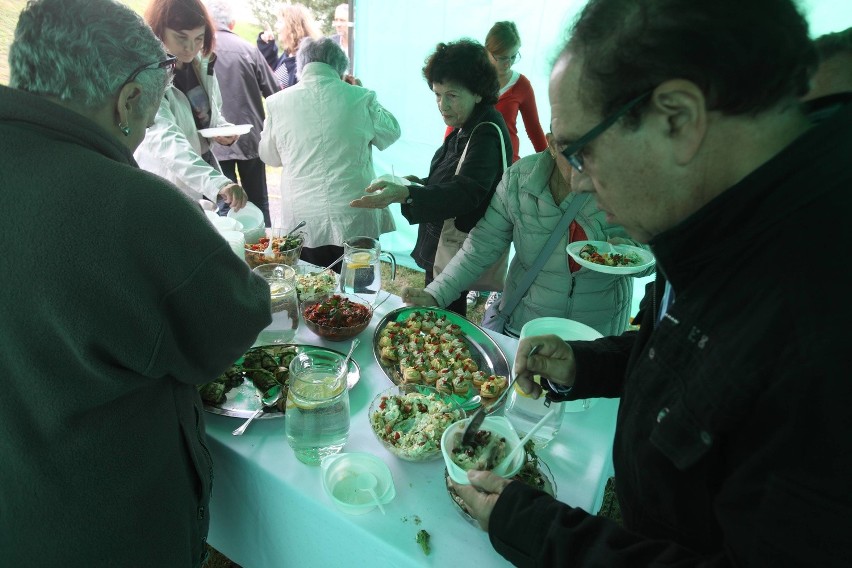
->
<box><xmin>205</xmin><ymin>0</ymin><xmax>235</xmax><ymax>29</ymax></box>
<box><xmin>296</xmin><ymin>36</ymin><xmax>349</xmax><ymax>77</ymax></box>
<box><xmin>9</xmin><ymin>0</ymin><xmax>168</xmax><ymax>112</ymax></box>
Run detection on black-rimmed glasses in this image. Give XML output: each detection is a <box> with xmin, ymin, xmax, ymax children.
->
<box><xmin>491</xmin><ymin>51</ymin><xmax>521</xmax><ymax>65</ymax></box>
<box><xmin>118</xmin><ymin>54</ymin><xmax>177</xmax><ymax>91</ymax></box>
<box><xmin>559</xmin><ymin>90</ymin><xmax>652</xmax><ymax>173</ymax></box>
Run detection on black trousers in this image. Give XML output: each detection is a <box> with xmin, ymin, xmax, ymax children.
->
<box><xmin>219</xmin><ymin>157</ymin><xmax>272</xmax><ymax>227</ymax></box>
<box><xmin>300</xmin><ymin>245</ymin><xmax>345</xmax><ymax>274</ymax></box>
<box><xmin>424</xmin><ymin>267</ymin><xmax>467</xmax><ymax>317</ymax></box>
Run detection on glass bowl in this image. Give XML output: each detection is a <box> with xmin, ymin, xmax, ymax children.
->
<box><xmin>294</xmin><ymin>265</ymin><xmax>339</xmax><ymax>303</ymax></box>
<box><xmin>244</xmin><ymin>229</ymin><xmax>305</xmax><ymax>269</ymax></box>
<box><xmin>368</xmin><ymin>384</ymin><xmax>466</xmax><ymax>462</ymax></box>
<box><xmin>302</xmin><ymin>293</ymin><xmax>373</xmax><ymax>342</ymax></box>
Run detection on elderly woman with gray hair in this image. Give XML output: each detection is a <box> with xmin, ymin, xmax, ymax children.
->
<box><xmin>259</xmin><ymin>36</ymin><xmax>401</xmax><ymax>270</ymax></box>
<box><xmin>0</xmin><ymin>0</ymin><xmax>271</xmax><ymax>564</ymax></box>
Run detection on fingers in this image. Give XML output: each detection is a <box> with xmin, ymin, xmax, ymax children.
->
<box><xmin>449</xmin><ymin>470</ymin><xmax>510</xmax><ymax>531</ymax></box>
<box><xmin>400</xmin><ymin>288</ymin><xmax>435</xmax><ymax>306</ymax></box>
<box><xmin>513</xmin><ymin>335</ymin><xmax>576</xmax><ymax>388</ymax></box>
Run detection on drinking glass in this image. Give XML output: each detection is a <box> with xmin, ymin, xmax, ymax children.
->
<box><xmin>285</xmin><ymin>350</ymin><xmax>350</xmax><ymax>464</ymax></box>
<box><xmin>252</xmin><ymin>264</ymin><xmax>299</xmax><ymax>344</ymax></box>
<box><xmin>340</xmin><ymin>236</ymin><xmax>396</xmax><ymax>297</ymax></box>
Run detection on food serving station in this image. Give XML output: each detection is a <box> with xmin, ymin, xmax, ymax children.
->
<box><xmin>203</xmin><ymin>264</ymin><xmax>620</xmax><ymax>567</ymax></box>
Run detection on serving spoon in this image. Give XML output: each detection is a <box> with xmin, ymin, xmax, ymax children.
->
<box><xmin>492</xmin><ymin>404</ymin><xmax>560</xmax><ymax>476</ymax></box>
<box><xmin>460</xmin><ymin>344</ymin><xmax>541</xmax><ymax>447</ymax></box>
<box><xmin>232</xmin><ymin>386</ymin><xmax>284</xmax><ymax>436</ymax></box>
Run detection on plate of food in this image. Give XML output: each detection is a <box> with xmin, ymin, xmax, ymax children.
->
<box><xmin>372</xmin><ymin>307</ymin><xmax>511</xmax><ymax>413</ymax></box>
<box><xmin>197</xmin><ymin>124</ymin><xmax>253</xmax><ymax>138</ymax></box>
<box><xmin>566</xmin><ymin>240</ymin><xmax>655</xmax><ymax>275</ymax></box>
<box><xmin>445</xmin><ymin>441</ymin><xmax>556</xmax><ymax>526</ymax></box>
<box><xmin>198</xmin><ymin>344</ymin><xmax>361</xmax><ymax>419</ymax></box>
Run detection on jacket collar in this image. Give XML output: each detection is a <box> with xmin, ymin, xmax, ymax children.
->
<box><xmin>650</xmin><ymin>103</ymin><xmax>852</xmax><ymax>290</ymax></box>
<box><xmin>0</xmin><ymin>85</ymin><xmax>136</xmax><ymax>166</ymax></box>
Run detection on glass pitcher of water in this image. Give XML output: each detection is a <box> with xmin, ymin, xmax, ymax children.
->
<box><xmin>252</xmin><ymin>264</ymin><xmax>299</xmax><ymax>344</ymax></box>
<box><xmin>340</xmin><ymin>236</ymin><xmax>396</xmax><ymax>297</ymax></box>
<box><xmin>286</xmin><ymin>350</ymin><xmax>350</xmax><ymax>464</ymax></box>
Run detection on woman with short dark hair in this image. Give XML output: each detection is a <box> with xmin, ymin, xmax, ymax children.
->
<box><xmin>351</xmin><ymin>39</ymin><xmax>512</xmax><ymax>316</ymax></box>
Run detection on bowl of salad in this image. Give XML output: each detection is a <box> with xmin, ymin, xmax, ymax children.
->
<box><xmin>302</xmin><ymin>293</ymin><xmax>373</xmax><ymax>341</ymax></box>
<box><xmin>369</xmin><ymin>384</ymin><xmax>466</xmax><ymax>462</ymax></box>
<box><xmin>245</xmin><ymin>229</ymin><xmax>305</xmax><ymax>269</ymax></box>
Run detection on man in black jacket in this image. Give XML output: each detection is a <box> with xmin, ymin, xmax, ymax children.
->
<box><xmin>453</xmin><ymin>0</ymin><xmax>852</xmax><ymax>566</ymax></box>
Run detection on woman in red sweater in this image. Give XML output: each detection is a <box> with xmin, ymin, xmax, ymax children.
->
<box><xmin>486</xmin><ymin>21</ymin><xmax>547</xmax><ymax>162</ymax></box>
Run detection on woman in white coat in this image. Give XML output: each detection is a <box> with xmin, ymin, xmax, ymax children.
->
<box><xmin>135</xmin><ymin>0</ymin><xmax>246</xmax><ymax>211</ymax></box>
<box><xmin>403</xmin><ymin>136</ymin><xmax>651</xmax><ymax>337</ymax></box>
<box><xmin>259</xmin><ymin>37</ymin><xmax>401</xmax><ymax>269</ymax></box>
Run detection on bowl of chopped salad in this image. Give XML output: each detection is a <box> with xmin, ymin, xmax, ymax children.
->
<box><xmin>369</xmin><ymin>384</ymin><xmax>466</xmax><ymax>462</ymax></box>
<box><xmin>294</xmin><ymin>265</ymin><xmax>338</xmax><ymax>303</ymax></box>
<box><xmin>245</xmin><ymin>229</ymin><xmax>305</xmax><ymax>269</ymax></box>
<box><xmin>302</xmin><ymin>293</ymin><xmax>373</xmax><ymax>341</ymax></box>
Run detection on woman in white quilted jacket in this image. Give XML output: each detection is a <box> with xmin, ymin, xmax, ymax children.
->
<box><xmin>403</xmin><ymin>134</ymin><xmax>652</xmax><ymax>337</ymax></box>
<box><xmin>135</xmin><ymin>0</ymin><xmax>247</xmax><ymax>212</ymax></box>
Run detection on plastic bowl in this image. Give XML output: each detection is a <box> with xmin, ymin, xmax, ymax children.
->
<box><xmin>368</xmin><ymin>384</ymin><xmax>466</xmax><ymax>462</ymax></box>
<box><xmin>227</xmin><ymin>202</ymin><xmax>264</xmax><ymax>238</ymax></box>
<box><xmin>321</xmin><ymin>452</ymin><xmax>396</xmax><ymax>515</ymax></box>
<box><xmin>245</xmin><ymin>230</ymin><xmax>305</xmax><ymax>269</ymax></box>
<box><xmin>442</xmin><ymin>416</ymin><xmax>524</xmax><ymax>485</ymax></box>
<box><xmin>302</xmin><ymin>293</ymin><xmax>372</xmax><ymax>342</ymax></box>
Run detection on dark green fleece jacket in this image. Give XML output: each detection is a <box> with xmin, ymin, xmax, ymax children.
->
<box><xmin>0</xmin><ymin>85</ymin><xmax>271</xmax><ymax>567</ymax></box>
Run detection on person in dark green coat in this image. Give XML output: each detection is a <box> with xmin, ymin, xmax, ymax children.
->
<box><xmin>0</xmin><ymin>0</ymin><xmax>271</xmax><ymax>565</ymax></box>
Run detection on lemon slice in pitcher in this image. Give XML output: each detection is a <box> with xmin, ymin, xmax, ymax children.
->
<box><xmin>287</xmin><ymin>373</ymin><xmax>346</xmax><ymax>410</ymax></box>
<box><xmin>346</xmin><ymin>251</ymin><xmax>372</xmax><ymax>270</ymax></box>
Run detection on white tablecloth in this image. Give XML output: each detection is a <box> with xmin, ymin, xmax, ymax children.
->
<box><xmin>205</xmin><ymin>291</ymin><xmax>619</xmax><ymax>567</ymax></box>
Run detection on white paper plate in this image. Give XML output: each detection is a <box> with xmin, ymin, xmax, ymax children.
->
<box><xmin>566</xmin><ymin>240</ymin><xmax>655</xmax><ymax>275</ymax></box>
<box><xmin>520</xmin><ymin>317</ymin><xmax>603</xmax><ymax>412</ymax></box>
<box><xmin>197</xmin><ymin>124</ymin><xmax>253</xmax><ymax>138</ymax></box>
<box><xmin>372</xmin><ymin>173</ymin><xmax>411</xmax><ymax>186</ymax></box>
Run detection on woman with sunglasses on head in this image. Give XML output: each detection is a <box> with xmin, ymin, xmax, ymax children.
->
<box><xmin>0</xmin><ymin>0</ymin><xmax>271</xmax><ymax>563</ymax></box>
<box><xmin>135</xmin><ymin>0</ymin><xmax>248</xmax><ymax>212</ymax></box>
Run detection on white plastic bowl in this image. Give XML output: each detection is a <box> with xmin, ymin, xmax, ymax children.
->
<box><xmin>227</xmin><ymin>202</ymin><xmax>265</xmax><ymax>244</ymax></box>
<box><xmin>442</xmin><ymin>416</ymin><xmax>524</xmax><ymax>485</ymax></box>
<box><xmin>321</xmin><ymin>452</ymin><xmax>396</xmax><ymax>515</ymax></box>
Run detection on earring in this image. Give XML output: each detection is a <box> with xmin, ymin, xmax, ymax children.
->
<box><xmin>119</xmin><ymin>122</ymin><xmax>131</xmax><ymax>137</ymax></box>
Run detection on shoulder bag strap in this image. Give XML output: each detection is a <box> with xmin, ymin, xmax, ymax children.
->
<box><xmin>454</xmin><ymin>121</ymin><xmax>508</xmax><ymax>175</ymax></box>
<box><xmin>497</xmin><ymin>193</ymin><xmax>591</xmax><ymax>318</ymax></box>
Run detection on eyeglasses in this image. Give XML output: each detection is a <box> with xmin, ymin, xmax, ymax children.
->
<box><xmin>491</xmin><ymin>51</ymin><xmax>521</xmax><ymax>65</ymax></box>
<box><xmin>559</xmin><ymin>90</ymin><xmax>652</xmax><ymax>173</ymax></box>
<box><xmin>118</xmin><ymin>55</ymin><xmax>177</xmax><ymax>91</ymax></box>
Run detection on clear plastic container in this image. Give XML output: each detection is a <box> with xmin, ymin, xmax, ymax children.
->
<box><xmin>502</xmin><ymin>384</ymin><xmax>563</xmax><ymax>449</ymax></box>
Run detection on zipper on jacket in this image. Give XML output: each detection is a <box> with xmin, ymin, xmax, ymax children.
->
<box><xmin>195</xmin><ymin>404</ymin><xmax>214</xmax><ymax>497</ymax></box>
<box><xmin>568</xmin><ymin>274</ymin><xmax>576</xmax><ymax>298</ymax></box>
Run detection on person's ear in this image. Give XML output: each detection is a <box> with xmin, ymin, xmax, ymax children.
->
<box><xmin>474</xmin><ymin>94</ymin><xmax>482</xmax><ymax>104</ymax></box>
<box><xmin>116</xmin><ymin>83</ymin><xmax>144</xmax><ymax>126</ymax></box>
<box><xmin>648</xmin><ymin>79</ymin><xmax>707</xmax><ymax>165</ymax></box>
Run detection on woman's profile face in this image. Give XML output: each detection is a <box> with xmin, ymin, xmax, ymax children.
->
<box><xmin>488</xmin><ymin>45</ymin><xmax>520</xmax><ymax>79</ymax></box>
<box><xmin>433</xmin><ymin>81</ymin><xmax>481</xmax><ymax>128</ymax></box>
<box><xmin>162</xmin><ymin>27</ymin><xmax>206</xmax><ymax>65</ymax></box>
